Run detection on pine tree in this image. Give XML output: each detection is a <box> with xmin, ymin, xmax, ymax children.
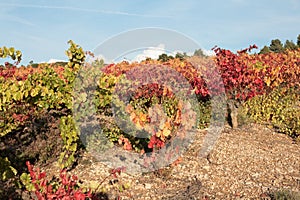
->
<box><xmin>193</xmin><ymin>49</ymin><xmax>206</xmax><ymax>57</ymax></box>
<box><xmin>284</xmin><ymin>40</ymin><xmax>298</xmax><ymax>50</ymax></box>
<box><xmin>269</xmin><ymin>39</ymin><xmax>284</xmax><ymax>53</ymax></box>
<box><xmin>259</xmin><ymin>46</ymin><xmax>271</xmax><ymax>54</ymax></box>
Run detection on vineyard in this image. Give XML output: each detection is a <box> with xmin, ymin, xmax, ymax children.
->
<box><xmin>0</xmin><ymin>40</ymin><xmax>299</xmax><ymax>199</ymax></box>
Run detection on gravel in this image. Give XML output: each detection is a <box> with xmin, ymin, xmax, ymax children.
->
<box><xmin>41</xmin><ymin>124</ymin><xmax>300</xmax><ymax>200</ymax></box>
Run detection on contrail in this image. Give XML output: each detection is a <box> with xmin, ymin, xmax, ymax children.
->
<box><xmin>0</xmin><ymin>3</ymin><xmax>173</xmax><ymax>18</ymax></box>
<box><xmin>2</xmin><ymin>14</ymin><xmax>36</xmax><ymax>26</ymax></box>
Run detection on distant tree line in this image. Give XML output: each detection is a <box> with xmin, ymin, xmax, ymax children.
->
<box><xmin>158</xmin><ymin>34</ymin><xmax>300</xmax><ymax>62</ymax></box>
<box><xmin>157</xmin><ymin>49</ymin><xmax>208</xmax><ymax>62</ymax></box>
<box><xmin>159</xmin><ymin>34</ymin><xmax>300</xmax><ymax>59</ymax></box>
<box><xmin>259</xmin><ymin>34</ymin><xmax>300</xmax><ymax>54</ymax></box>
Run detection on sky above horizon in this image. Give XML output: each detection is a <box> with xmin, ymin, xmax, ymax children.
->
<box><xmin>1</xmin><ymin>0</ymin><xmax>300</xmax><ymax>65</ymax></box>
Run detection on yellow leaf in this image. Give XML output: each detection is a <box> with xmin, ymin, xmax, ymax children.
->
<box><xmin>164</xmin><ymin>120</ymin><xmax>171</xmax><ymax>129</ymax></box>
<box><xmin>264</xmin><ymin>77</ymin><xmax>271</xmax><ymax>87</ymax></box>
<box><xmin>156</xmin><ymin>130</ymin><xmax>162</xmax><ymax>138</ymax></box>
<box><xmin>135</xmin><ymin>121</ymin><xmax>143</xmax><ymax>130</ymax></box>
<box><xmin>139</xmin><ymin>113</ymin><xmax>147</xmax><ymax>122</ymax></box>
<box><xmin>162</xmin><ymin>128</ymin><xmax>171</xmax><ymax>137</ymax></box>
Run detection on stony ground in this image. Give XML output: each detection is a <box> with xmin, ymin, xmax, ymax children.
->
<box><xmin>37</xmin><ymin>124</ymin><xmax>300</xmax><ymax>200</ymax></box>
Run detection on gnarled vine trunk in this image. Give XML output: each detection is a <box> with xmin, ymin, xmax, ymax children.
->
<box><xmin>228</xmin><ymin>100</ymin><xmax>239</xmax><ymax>129</ymax></box>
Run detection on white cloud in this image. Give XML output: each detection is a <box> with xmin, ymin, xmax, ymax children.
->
<box><xmin>47</xmin><ymin>58</ymin><xmax>66</xmax><ymax>63</ymax></box>
<box><xmin>132</xmin><ymin>46</ymin><xmax>215</xmax><ymax>62</ymax></box>
<box><xmin>133</xmin><ymin>44</ymin><xmax>166</xmax><ymax>62</ymax></box>
<box><xmin>92</xmin><ymin>46</ymin><xmax>216</xmax><ymax>64</ymax></box>
<box><xmin>186</xmin><ymin>51</ymin><xmax>194</xmax><ymax>56</ymax></box>
<box><xmin>202</xmin><ymin>49</ymin><xmax>216</xmax><ymax>56</ymax></box>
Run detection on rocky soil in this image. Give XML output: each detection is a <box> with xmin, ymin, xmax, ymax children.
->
<box><xmin>37</xmin><ymin>124</ymin><xmax>300</xmax><ymax>200</ymax></box>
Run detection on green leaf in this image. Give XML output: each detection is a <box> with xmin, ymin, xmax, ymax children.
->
<box><xmin>9</xmin><ymin>47</ymin><xmax>15</xmax><ymax>56</ymax></box>
<box><xmin>3</xmin><ymin>47</ymin><xmax>8</xmax><ymax>57</ymax></box>
<box><xmin>20</xmin><ymin>173</ymin><xmax>35</xmax><ymax>191</ymax></box>
<box><xmin>79</xmin><ymin>92</ymin><xmax>87</xmax><ymax>102</ymax></box>
<box><xmin>0</xmin><ymin>157</ymin><xmax>17</xmax><ymax>181</ymax></box>
<box><xmin>69</xmin><ymin>143</ymin><xmax>77</xmax><ymax>152</ymax></box>
<box><xmin>16</xmin><ymin>50</ymin><xmax>22</xmax><ymax>57</ymax></box>
<box><xmin>30</xmin><ymin>88</ymin><xmax>39</xmax><ymax>97</ymax></box>
<box><xmin>12</xmin><ymin>92</ymin><xmax>22</xmax><ymax>101</ymax></box>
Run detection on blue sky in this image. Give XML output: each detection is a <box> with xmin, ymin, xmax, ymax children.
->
<box><xmin>1</xmin><ymin>0</ymin><xmax>299</xmax><ymax>65</ymax></box>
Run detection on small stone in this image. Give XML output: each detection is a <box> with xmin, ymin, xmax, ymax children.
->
<box><xmin>144</xmin><ymin>183</ymin><xmax>152</xmax><ymax>189</ymax></box>
<box><xmin>203</xmin><ymin>174</ymin><xmax>209</xmax><ymax>179</ymax></box>
<box><xmin>203</xmin><ymin>165</ymin><xmax>210</xmax><ymax>170</ymax></box>
<box><xmin>245</xmin><ymin>181</ymin><xmax>254</xmax><ymax>185</ymax></box>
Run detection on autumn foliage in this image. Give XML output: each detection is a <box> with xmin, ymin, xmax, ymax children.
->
<box><xmin>0</xmin><ymin>41</ymin><xmax>299</xmax><ymax>198</ymax></box>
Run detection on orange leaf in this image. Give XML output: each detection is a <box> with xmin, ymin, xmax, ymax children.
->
<box><xmin>125</xmin><ymin>104</ymin><xmax>134</xmax><ymax>113</ymax></box>
<box><xmin>174</xmin><ymin>110</ymin><xmax>181</xmax><ymax>125</ymax></box>
<box><xmin>139</xmin><ymin>112</ymin><xmax>148</xmax><ymax>122</ymax></box>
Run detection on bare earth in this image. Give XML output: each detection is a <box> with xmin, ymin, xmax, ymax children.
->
<box><xmin>40</xmin><ymin>124</ymin><xmax>300</xmax><ymax>200</ymax></box>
